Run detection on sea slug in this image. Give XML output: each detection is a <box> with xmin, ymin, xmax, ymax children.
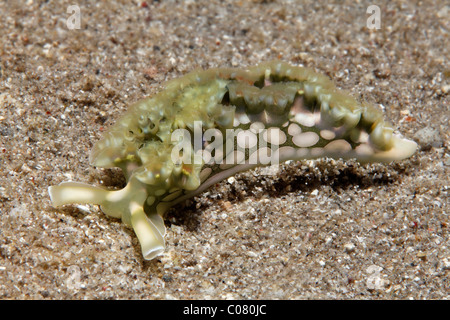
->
<box><xmin>48</xmin><ymin>61</ymin><xmax>417</xmax><ymax>260</ymax></box>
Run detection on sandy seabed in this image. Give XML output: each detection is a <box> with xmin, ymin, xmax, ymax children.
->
<box><xmin>0</xmin><ymin>0</ymin><xmax>448</xmax><ymax>299</ymax></box>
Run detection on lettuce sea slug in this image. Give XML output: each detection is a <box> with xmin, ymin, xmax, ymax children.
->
<box><xmin>49</xmin><ymin>61</ymin><xmax>417</xmax><ymax>260</ymax></box>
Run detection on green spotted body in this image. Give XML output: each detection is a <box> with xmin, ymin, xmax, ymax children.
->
<box><xmin>49</xmin><ymin>61</ymin><xmax>417</xmax><ymax>260</ymax></box>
